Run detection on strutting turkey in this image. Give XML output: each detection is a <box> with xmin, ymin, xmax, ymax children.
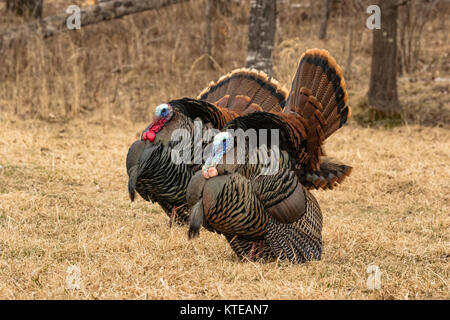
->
<box><xmin>186</xmin><ymin>49</ymin><xmax>352</xmax><ymax>263</ymax></box>
<box><xmin>126</xmin><ymin>69</ymin><xmax>288</xmax><ymax>225</ymax></box>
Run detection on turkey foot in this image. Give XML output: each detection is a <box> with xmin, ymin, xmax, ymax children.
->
<box><xmin>249</xmin><ymin>240</ymin><xmax>264</xmax><ymax>261</ymax></box>
<box><xmin>169</xmin><ymin>206</ymin><xmax>178</xmax><ymax>228</ymax></box>
<box><xmin>258</xmin><ymin>240</ymin><xmax>264</xmax><ymax>258</ymax></box>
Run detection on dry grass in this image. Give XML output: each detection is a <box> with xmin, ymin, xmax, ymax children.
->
<box><xmin>0</xmin><ymin>0</ymin><xmax>449</xmax><ymax>299</ymax></box>
<box><xmin>0</xmin><ymin>118</ymin><xmax>448</xmax><ymax>299</ymax></box>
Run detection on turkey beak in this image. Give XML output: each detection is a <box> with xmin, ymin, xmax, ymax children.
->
<box><xmin>126</xmin><ymin>140</ymin><xmax>146</xmax><ymax>201</ymax></box>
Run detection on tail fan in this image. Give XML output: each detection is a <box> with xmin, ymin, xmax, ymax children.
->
<box><xmin>198</xmin><ymin>68</ymin><xmax>288</xmax><ymax>114</ymax></box>
<box><xmin>284</xmin><ymin>48</ymin><xmax>351</xmax><ymax>138</ymax></box>
<box><xmin>282</xmin><ymin>49</ymin><xmax>351</xmax><ymax>172</ymax></box>
<box><xmin>172</xmin><ymin>69</ymin><xmax>288</xmax><ymax>130</ymax></box>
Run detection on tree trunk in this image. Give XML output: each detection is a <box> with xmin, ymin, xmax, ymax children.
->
<box><xmin>345</xmin><ymin>17</ymin><xmax>353</xmax><ymax>80</ymax></box>
<box><xmin>6</xmin><ymin>0</ymin><xmax>43</xmax><ymax>19</ymax></box>
<box><xmin>367</xmin><ymin>0</ymin><xmax>400</xmax><ymax>115</ymax></box>
<box><xmin>1</xmin><ymin>0</ymin><xmax>188</xmax><ymax>50</ymax></box>
<box><xmin>205</xmin><ymin>0</ymin><xmax>213</xmax><ymax>67</ymax></box>
<box><xmin>246</xmin><ymin>0</ymin><xmax>276</xmax><ymax>76</ymax></box>
<box><xmin>318</xmin><ymin>0</ymin><xmax>332</xmax><ymax>40</ymax></box>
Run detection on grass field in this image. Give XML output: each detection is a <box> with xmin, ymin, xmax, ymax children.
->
<box><xmin>0</xmin><ymin>118</ymin><xmax>448</xmax><ymax>299</ymax></box>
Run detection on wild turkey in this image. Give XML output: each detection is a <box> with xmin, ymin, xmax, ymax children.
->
<box><xmin>126</xmin><ymin>69</ymin><xmax>288</xmax><ymax>225</ymax></box>
<box><xmin>187</xmin><ymin>49</ymin><xmax>352</xmax><ymax>263</ymax></box>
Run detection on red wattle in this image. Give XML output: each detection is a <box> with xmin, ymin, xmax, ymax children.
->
<box><xmin>147</xmin><ymin>131</ymin><xmax>156</xmax><ymax>142</ymax></box>
<box><xmin>142</xmin><ymin>118</ymin><xmax>166</xmax><ymax>142</ymax></box>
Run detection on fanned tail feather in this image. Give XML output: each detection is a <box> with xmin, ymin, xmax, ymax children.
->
<box><xmin>285</xmin><ymin>48</ymin><xmax>351</xmax><ymax>139</ymax></box>
<box><xmin>298</xmin><ymin>157</ymin><xmax>353</xmax><ymax>190</ymax></box>
<box><xmin>282</xmin><ymin>49</ymin><xmax>352</xmax><ymax>173</ymax></box>
<box><xmin>198</xmin><ymin>68</ymin><xmax>288</xmax><ymax>114</ymax></box>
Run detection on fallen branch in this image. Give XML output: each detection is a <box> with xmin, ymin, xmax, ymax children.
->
<box><xmin>0</xmin><ymin>0</ymin><xmax>188</xmax><ymax>50</ymax></box>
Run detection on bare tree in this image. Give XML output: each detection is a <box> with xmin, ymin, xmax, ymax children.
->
<box><xmin>398</xmin><ymin>0</ymin><xmax>439</xmax><ymax>74</ymax></box>
<box><xmin>6</xmin><ymin>0</ymin><xmax>43</xmax><ymax>19</ymax></box>
<box><xmin>345</xmin><ymin>17</ymin><xmax>353</xmax><ymax>79</ymax></box>
<box><xmin>345</xmin><ymin>0</ymin><xmax>365</xmax><ymax>79</ymax></box>
<box><xmin>319</xmin><ymin>0</ymin><xmax>332</xmax><ymax>40</ymax></box>
<box><xmin>367</xmin><ymin>0</ymin><xmax>401</xmax><ymax>115</ymax></box>
<box><xmin>246</xmin><ymin>0</ymin><xmax>276</xmax><ymax>76</ymax></box>
<box><xmin>204</xmin><ymin>0</ymin><xmax>230</xmax><ymax>68</ymax></box>
<box><xmin>205</xmin><ymin>0</ymin><xmax>213</xmax><ymax>67</ymax></box>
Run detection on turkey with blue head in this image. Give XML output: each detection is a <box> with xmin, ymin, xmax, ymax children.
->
<box><xmin>126</xmin><ymin>69</ymin><xmax>289</xmax><ymax>225</ymax></box>
<box><xmin>186</xmin><ymin>49</ymin><xmax>352</xmax><ymax>263</ymax></box>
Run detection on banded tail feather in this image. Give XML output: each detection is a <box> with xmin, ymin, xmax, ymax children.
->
<box><xmin>283</xmin><ymin>48</ymin><xmax>351</xmax><ymax>172</ymax></box>
<box><xmin>198</xmin><ymin>68</ymin><xmax>289</xmax><ymax>114</ymax></box>
<box><xmin>285</xmin><ymin>48</ymin><xmax>351</xmax><ymax>135</ymax></box>
<box><xmin>298</xmin><ymin>157</ymin><xmax>353</xmax><ymax>190</ymax></box>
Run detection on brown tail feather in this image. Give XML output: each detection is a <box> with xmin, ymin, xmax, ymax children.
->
<box><xmin>281</xmin><ymin>49</ymin><xmax>351</xmax><ymax>171</ymax></box>
<box><xmin>198</xmin><ymin>68</ymin><xmax>288</xmax><ymax>114</ymax></box>
<box><xmin>284</xmin><ymin>49</ymin><xmax>351</xmax><ymax>138</ymax></box>
<box><xmin>298</xmin><ymin>157</ymin><xmax>353</xmax><ymax>190</ymax></box>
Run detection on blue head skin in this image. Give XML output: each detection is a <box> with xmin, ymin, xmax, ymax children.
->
<box><xmin>202</xmin><ymin>132</ymin><xmax>233</xmax><ymax>179</ymax></box>
<box><xmin>154</xmin><ymin>103</ymin><xmax>173</xmax><ymax>119</ymax></box>
<box><xmin>142</xmin><ymin>103</ymin><xmax>174</xmax><ymax>142</ymax></box>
